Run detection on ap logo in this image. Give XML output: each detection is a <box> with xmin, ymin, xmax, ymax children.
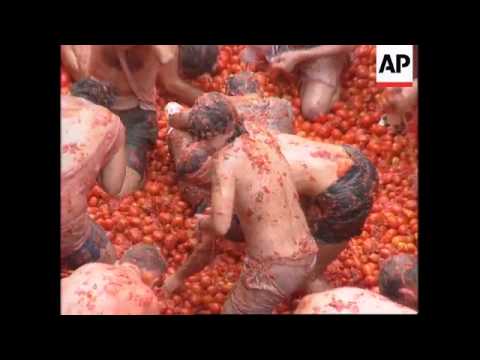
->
<box><xmin>376</xmin><ymin>45</ymin><xmax>414</xmax><ymax>87</ymax></box>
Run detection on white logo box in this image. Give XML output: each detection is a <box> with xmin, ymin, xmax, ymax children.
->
<box><xmin>376</xmin><ymin>45</ymin><xmax>413</xmax><ymax>87</ymax></box>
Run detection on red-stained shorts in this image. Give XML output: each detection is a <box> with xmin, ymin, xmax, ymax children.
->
<box><xmin>63</xmin><ymin>218</ymin><xmax>116</xmax><ymax>270</ymax></box>
<box><xmin>222</xmin><ymin>252</ymin><xmax>317</xmax><ymax>314</ymax></box>
<box><xmin>113</xmin><ymin>107</ymin><xmax>157</xmax><ymax>178</ymax></box>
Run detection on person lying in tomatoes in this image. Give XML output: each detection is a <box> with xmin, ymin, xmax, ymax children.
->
<box><xmin>241</xmin><ymin>45</ymin><xmax>355</xmax><ymax>121</ymax></box>
<box><xmin>165</xmin><ymin>74</ymin><xmax>378</xmax><ymax>292</ymax></box>
<box><xmin>62</xmin><ymin>244</ymin><xmax>166</xmax><ymax>315</ymax></box>
<box><xmin>62</xmin><ymin>79</ymin><xmax>127</xmax><ymax>270</ymax></box>
<box><xmin>61</xmin><ymin>45</ymin><xmax>219</xmax><ymax>196</ymax></box>
<box><xmin>294</xmin><ymin>286</ymin><xmax>416</xmax><ymax>314</ymax></box>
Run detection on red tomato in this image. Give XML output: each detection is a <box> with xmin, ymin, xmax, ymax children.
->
<box><xmin>143</xmin><ymin>235</ymin><xmax>154</xmax><ymax>244</ymax></box>
<box><xmin>159</xmin><ymin>213</ymin><xmax>172</xmax><ymax>224</ymax></box>
<box><xmin>209</xmin><ymin>303</ymin><xmax>221</xmax><ymax>314</ymax></box>
<box><xmin>164</xmin><ymin>234</ymin><xmax>177</xmax><ymax>251</ymax></box>
<box><xmin>126</xmin><ymin>228</ymin><xmax>143</xmax><ymax>243</ymax></box>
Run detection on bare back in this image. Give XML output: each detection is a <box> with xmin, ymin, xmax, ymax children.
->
<box><xmin>276</xmin><ymin>134</ymin><xmax>353</xmax><ymax>196</ymax></box>
<box><xmin>231</xmin><ymin>95</ymin><xmax>294</xmax><ymax>134</ymax></box>
<box><xmin>61</xmin><ymin>95</ymin><xmax>124</xmax><ymax>255</ymax></box>
<box><xmin>218</xmin><ymin>126</ymin><xmax>317</xmax><ymax>259</ymax></box>
<box><xmin>294</xmin><ymin>287</ymin><xmax>416</xmax><ymax>314</ymax></box>
<box><xmin>61</xmin><ymin>262</ymin><xmax>159</xmax><ymax>315</ymax></box>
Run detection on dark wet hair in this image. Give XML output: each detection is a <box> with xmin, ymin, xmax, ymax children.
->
<box><xmin>226</xmin><ymin>71</ymin><xmax>260</xmax><ymax>96</ymax></box>
<box><xmin>379</xmin><ymin>254</ymin><xmax>418</xmax><ymax>301</ymax></box>
<box><xmin>70</xmin><ymin>78</ymin><xmax>116</xmax><ymax>109</ymax></box>
<box><xmin>307</xmin><ymin>145</ymin><xmax>378</xmax><ymax>244</ymax></box>
<box><xmin>188</xmin><ymin>92</ymin><xmax>243</xmax><ymax>140</ymax></box>
<box><xmin>120</xmin><ymin>244</ymin><xmax>167</xmax><ymax>276</ymax></box>
<box><xmin>179</xmin><ymin>45</ymin><xmax>219</xmax><ymax>78</ymax></box>
<box><xmin>177</xmin><ymin>146</ymin><xmax>210</xmax><ymax>176</ymax></box>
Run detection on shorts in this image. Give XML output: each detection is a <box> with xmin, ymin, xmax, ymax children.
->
<box><xmin>113</xmin><ymin>107</ymin><xmax>158</xmax><ymax>178</ymax></box>
<box><xmin>304</xmin><ymin>145</ymin><xmax>378</xmax><ymax>245</ymax></box>
<box><xmin>63</xmin><ymin>218</ymin><xmax>117</xmax><ymax>270</ymax></box>
<box><xmin>222</xmin><ymin>253</ymin><xmax>317</xmax><ymax>314</ymax></box>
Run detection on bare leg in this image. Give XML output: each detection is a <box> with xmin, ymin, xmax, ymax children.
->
<box><xmin>301</xmin><ymin>80</ymin><xmax>339</xmax><ymax>121</ymax></box>
<box><xmin>118</xmin><ymin>166</ymin><xmax>143</xmax><ymax>197</ymax></box>
<box><xmin>303</xmin><ymin>241</ymin><xmax>349</xmax><ymax>292</ymax></box>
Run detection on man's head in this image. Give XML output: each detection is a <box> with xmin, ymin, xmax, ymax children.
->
<box><xmin>179</xmin><ymin>45</ymin><xmax>219</xmax><ymax>78</ymax></box>
<box><xmin>307</xmin><ymin>145</ymin><xmax>378</xmax><ymax>246</ymax></box>
<box><xmin>186</xmin><ymin>92</ymin><xmax>244</xmax><ymax>148</ymax></box>
<box><xmin>70</xmin><ymin>78</ymin><xmax>116</xmax><ymax>109</ymax></box>
<box><xmin>379</xmin><ymin>254</ymin><xmax>418</xmax><ymax>309</ymax></box>
<box><xmin>225</xmin><ymin>71</ymin><xmax>261</xmax><ymax>96</ymax></box>
<box><xmin>120</xmin><ymin>244</ymin><xmax>167</xmax><ymax>287</ymax></box>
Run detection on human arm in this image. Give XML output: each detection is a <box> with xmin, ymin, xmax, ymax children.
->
<box><xmin>162</xmin><ymin>218</ymin><xmax>216</xmax><ymax>295</ymax></box>
<box><xmin>61</xmin><ymin>45</ymin><xmax>86</xmax><ymax>81</ymax></box>
<box><xmin>270</xmin><ymin>45</ymin><xmax>356</xmax><ymax>73</ymax></box>
<box><xmin>169</xmin><ymin>109</ymin><xmax>192</xmax><ymax>130</ymax></box>
<box><xmin>155</xmin><ymin>46</ymin><xmax>203</xmax><ymax>106</ymax></box>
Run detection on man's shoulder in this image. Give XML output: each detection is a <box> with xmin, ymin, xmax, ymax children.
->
<box><xmin>215</xmin><ymin>139</ymin><xmax>244</xmax><ymax>163</ymax></box>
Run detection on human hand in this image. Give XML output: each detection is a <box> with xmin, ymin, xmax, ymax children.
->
<box><xmin>270</xmin><ymin>51</ymin><xmax>301</xmax><ymax>73</ymax></box>
<box><xmin>165</xmin><ymin>102</ymin><xmax>183</xmax><ymax>117</ymax></box>
<box><xmin>195</xmin><ymin>212</ymin><xmax>212</xmax><ymax>232</ymax></box>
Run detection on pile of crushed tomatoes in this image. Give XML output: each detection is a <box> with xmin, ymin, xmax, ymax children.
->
<box><xmin>60</xmin><ymin>45</ymin><xmax>418</xmax><ymax>314</ymax></box>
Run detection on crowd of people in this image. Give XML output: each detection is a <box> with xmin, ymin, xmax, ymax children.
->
<box><xmin>61</xmin><ymin>45</ymin><xmax>418</xmax><ymax>315</ymax></box>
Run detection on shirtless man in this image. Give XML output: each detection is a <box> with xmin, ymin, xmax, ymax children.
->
<box><xmin>167</xmin><ymin>74</ymin><xmax>378</xmax><ymax>282</ymax></box>
<box><xmin>62</xmin><ymin>79</ymin><xmax>126</xmax><ymax>269</ymax></box>
<box><xmin>162</xmin><ymin>92</ymin><xmax>319</xmax><ymax>314</ymax></box>
<box><xmin>242</xmin><ymin>45</ymin><xmax>355</xmax><ymax>121</ymax></box>
<box><xmin>167</xmin><ymin>71</ymin><xmax>294</xmax><ymax>214</ymax></box>
<box><xmin>62</xmin><ymin>244</ymin><xmax>166</xmax><ymax>315</ymax></box>
<box><xmin>61</xmin><ymin>45</ymin><xmax>219</xmax><ymax>195</ymax></box>
<box><xmin>294</xmin><ymin>287</ymin><xmax>416</xmax><ymax>314</ymax></box>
